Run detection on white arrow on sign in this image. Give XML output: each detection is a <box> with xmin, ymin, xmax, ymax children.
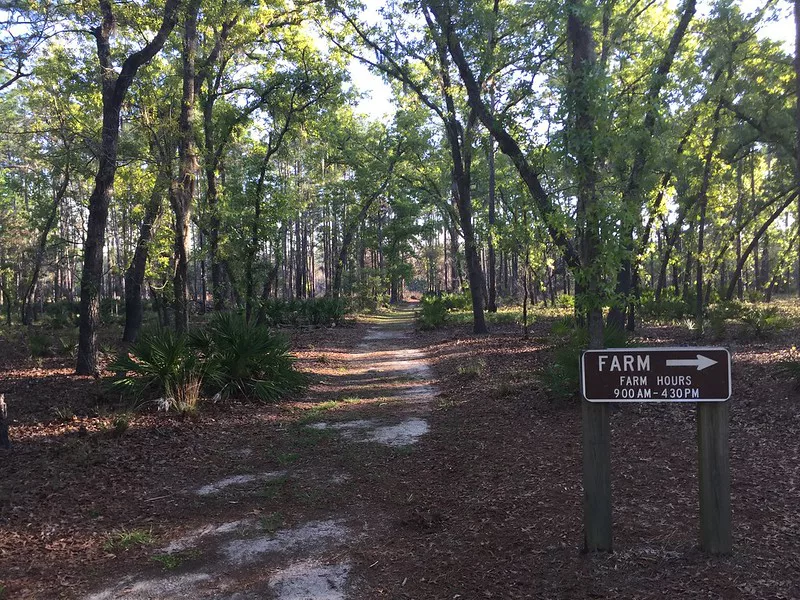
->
<box><xmin>665</xmin><ymin>354</ymin><xmax>718</xmax><ymax>371</ymax></box>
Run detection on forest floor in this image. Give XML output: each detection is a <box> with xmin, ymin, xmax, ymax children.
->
<box><xmin>1</xmin><ymin>302</ymin><xmax>800</xmax><ymax>599</ymax></box>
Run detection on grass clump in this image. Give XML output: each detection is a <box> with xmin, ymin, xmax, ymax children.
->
<box><xmin>52</xmin><ymin>405</ymin><xmax>75</xmax><ymax>422</ymax></box>
<box><xmin>151</xmin><ymin>550</ymin><xmax>200</xmax><ymax>570</ymax></box>
<box><xmin>103</xmin><ymin>528</ymin><xmax>154</xmax><ymax>551</ymax></box>
<box><xmin>457</xmin><ymin>358</ymin><xmax>486</xmax><ymax>378</ymax></box>
<box><xmin>258</xmin><ymin>475</ymin><xmax>290</xmax><ymax>501</ymax></box>
<box><xmin>260</xmin><ymin>512</ymin><xmax>284</xmax><ymax>534</ymax></box>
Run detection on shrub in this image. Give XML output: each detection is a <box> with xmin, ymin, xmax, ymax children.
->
<box><xmin>55</xmin><ymin>335</ymin><xmax>77</xmax><ymax>357</ymax></box>
<box><xmin>100</xmin><ymin>298</ymin><xmax>122</xmax><ymax>324</ymax></box>
<box><xmin>109</xmin><ymin>328</ymin><xmax>205</xmax><ymax>413</ymax></box>
<box><xmin>416</xmin><ymin>291</ymin><xmax>473</xmax><ymax>330</ymax></box>
<box><xmin>28</xmin><ymin>331</ymin><xmax>53</xmax><ymax>357</ymax></box>
<box><xmin>304</xmin><ymin>298</ymin><xmax>346</xmax><ymax>326</ymax></box>
<box><xmin>539</xmin><ymin>324</ymin><xmax>627</xmax><ymax>400</ymax></box>
<box><xmin>551</xmin><ymin>316</ymin><xmax>575</xmax><ymax>337</ymax></box>
<box><xmin>190</xmin><ymin>312</ymin><xmax>306</xmax><ymax>402</ymax></box>
<box><xmin>45</xmin><ymin>301</ymin><xmax>79</xmax><ymax>329</ymax></box>
<box><xmin>111</xmin><ymin>315</ymin><xmax>307</xmax><ymax>410</ymax></box>
<box><xmin>639</xmin><ymin>289</ymin><xmax>691</xmax><ymax>320</ymax></box>
<box><xmin>712</xmin><ymin>300</ymin><xmax>746</xmax><ymax>320</ymax></box>
<box><xmin>556</xmin><ymin>293</ymin><xmax>575</xmax><ymax>309</ymax></box>
<box><xmin>740</xmin><ymin>305</ymin><xmax>787</xmax><ymax>339</ymax></box>
<box><xmin>438</xmin><ymin>291</ymin><xmax>471</xmax><ymax>311</ymax></box>
<box><xmin>706</xmin><ymin>300</ymin><xmax>745</xmax><ymax>339</ymax></box>
<box><xmin>260</xmin><ymin>298</ymin><xmax>346</xmax><ymax>327</ymax></box>
<box><xmin>417</xmin><ymin>295</ymin><xmax>448</xmax><ymax>330</ymax></box>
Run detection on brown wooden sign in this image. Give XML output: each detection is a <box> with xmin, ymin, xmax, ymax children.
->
<box><xmin>580</xmin><ymin>347</ymin><xmax>731</xmax><ymax>402</ymax></box>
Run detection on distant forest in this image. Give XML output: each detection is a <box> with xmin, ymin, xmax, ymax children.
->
<box><xmin>1</xmin><ymin>0</ymin><xmax>799</xmax><ymax>366</ymax></box>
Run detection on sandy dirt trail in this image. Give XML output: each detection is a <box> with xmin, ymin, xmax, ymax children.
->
<box><xmin>85</xmin><ymin>307</ymin><xmax>435</xmax><ymax>600</ymax></box>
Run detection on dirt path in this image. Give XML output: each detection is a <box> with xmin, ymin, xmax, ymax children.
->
<box><xmin>84</xmin><ymin>306</ymin><xmax>435</xmax><ymax>600</ymax></box>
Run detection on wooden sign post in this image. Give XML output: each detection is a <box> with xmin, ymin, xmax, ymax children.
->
<box><xmin>579</xmin><ymin>347</ymin><xmax>732</xmax><ymax>555</ymax></box>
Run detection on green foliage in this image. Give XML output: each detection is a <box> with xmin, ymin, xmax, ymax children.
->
<box><xmin>109</xmin><ymin>328</ymin><xmax>205</xmax><ymax>413</ymax></box>
<box><xmin>708</xmin><ymin>300</ymin><xmax>746</xmax><ymax>321</ymax></box>
<box><xmin>539</xmin><ymin>324</ymin><xmax>628</xmax><ymax>401</ymax></box>
<box><xmin>639</xmin><ymin>289</ymin><xmax>691</xmax><ymax>320</ymax></box>
<box><xmin>190</xmin><ymin>312</ymin><xmax>307</xmax><ymax>403</ymax></box>
<box><xmin>55</xmin><ymin>335</ymin><xmax>77</xmax><ymax>357</ymax></box>
<box><xmin>28</xmin><ymin>331</ymin><xmax>53</xmax><ymax>357</ymax></box>
<box><xmin>556</xmin><ymin>294</ymin><xmax>575</xmax><ymax>309</ymax></box>
<box><xmin>417</xmin><ymin>295</ymin><xmax>449</xmax><ymax>330</ymax></box>
<box><xmin>103</xmin><ymin>528</ymin><xmax>154</xmax><ymax>551</ymax></box>
<box><xmin>447</xmin><ymin>307</ymin><xmax>524</xmax><ymax>327</ymax></box>
<box><xmin>416</xmin><ymin>292</ymin><xmax>472</xmax><ymax>330</ymax></box>
<box><xmin>739</xmin><ymin>305</ymin><xmax>787</xmax><ymax>339</ymax></box>
<box><xmin>260</xmin><ymin>298</ymin><xmax>346</xmax><ymax>327</ymax></box>
<box><xmin>551</xmin><ymin>316</ymin><xmax>576</xmax><ymax>337</ymax></box>
<box><xmin>44</xmin><ymin>301</ymin><xmax>79</xmax><ymax>329</ymax></box>
<box><xmin>487</xmin><ymin>309</ymin><xmax>522</xmax><ymax>325</ymax></box>
<box><xmin>100</xmin><ymin>298</ymin><xmax>122</xmax><ymax>324</ymax></box>
<box><xmin>706</xmin><ymin>300</ymin><xmax>745</xmax><ymax>339</ymax></box>
<box><xmin>111</xmin><ymin>313</ymin><xmax>307</xmax><ymax>410</ymax></box>
<box><xmin>438</xmin><ymin>291</ymin><xmax>471</xmax><ymax>311</ymax></box>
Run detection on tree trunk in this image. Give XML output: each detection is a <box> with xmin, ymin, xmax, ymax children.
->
<box><xmin>246</xmin><ymin>153</ymin><xmax>270</xmax><ymax>321</ymax></box>
<box><xmin>451</xmin><ymin>160</ymin><xmax>487</xmax><ymax>333</ymax></box>
<box><xmin>448</xmin><ymin>218</ymin><xmax>461</xmax><ymax>291</ymax></box>
<box><xmin>123</xmin><ymin>169</ymin><xmax>167</xmax><ymax>343</ymax></box>
<box><xmin>565</xmin><ymin>0</ymin><xmax>610</xmax><ymax>553</ymax></box>
<box><xmin>23</xmin><ymin>165</ymin><xmax>68</xmax><ymax>325</ymax></box>
<box><xmin>695</xmin><ymin>102</ymin><xmax>723</xmax><ymax>335</ymax></box>
<box><xmin>171</xmin><ymin>0</ymin><xmax>200</xmax><ymax>334</ymax></box>
<box><xmin>76</xmin><ymin>0</ymin><xmax>180</xmax><ymax>374</ymax></box>
<box><xmin>726</xmin><ymin>193</ymin><xmax>798</xmax><ymax>300</ymax></box>
<box><xmin>795</xmin><ymin>0</ymin><xmax>800</xmax><ymax>297</ymax></box>
<box><xmin>736</xmin><ymin>160</ymin><xmax>744</xmax><ymax>300</ymax></box>
<box><xmin>487</xmin><ymin>134</ymin><xmax>497</xmax><ymax>312</ymax></box>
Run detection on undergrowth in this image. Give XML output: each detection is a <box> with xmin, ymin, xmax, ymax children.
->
<box><xmin>110</xmin><ymin>313</ymin><xmax>306</xmax><ymax>412</ymax></box>
<box><xmin>259</xmin><ymin>298</ymin><xmax>346</xmax><ymax>327</ymax></box>
<box><xmin>539</xmin><ymin>322</ymin><xmax>627</xmax><ymax>401</ymax></box>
